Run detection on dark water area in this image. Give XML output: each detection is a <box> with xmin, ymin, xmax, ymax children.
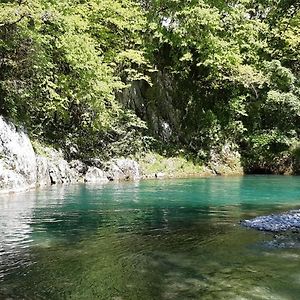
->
<box><xmin>1</xmin><ymin>176</ymin><xmax>300</xmax><ymax>299</ymax></box>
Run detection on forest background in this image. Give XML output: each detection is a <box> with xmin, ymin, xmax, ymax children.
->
<box><xmin>1</xmin><ymin>0</ymin><xmax>300</xmax><ymax>174</ymax></box>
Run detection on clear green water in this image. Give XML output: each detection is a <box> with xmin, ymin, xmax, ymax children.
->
<box><xmin>1</xmin><ymin>176</ymin><xmax>300</xmax><ymax>300</ymax></box>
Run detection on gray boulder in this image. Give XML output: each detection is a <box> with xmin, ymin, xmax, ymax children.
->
<box><xmin>69</xmin><ymin>160</ymin><xmax>88</xmax><ymax>174</ymax></box>
<box><xmin>45</xmin><ymin>149</ymin><xmax>82</xmax><ymax>184</ymax></box>
<box><xmin>0</xmin><ymin>116</ymin><xmax>139</xmax><ymax>194</ymax></box>
<box><xmin>106</xmin><ymin>158</ymin><xmax>140</xmax><ymax>181</ymax></box>
<box><xmin>36</xmin><ymin>155</ymin><xmax>51</xmax><ymax>187</ymax></box>
<box><xmin>84</xmin><ymin>167</ymin><xmax>108</xmax><ymax>183</ymax></box>
<box><xmin>241</xmin><ymin>210</ymin><xmax>300</xmax><ymax>232</ymax></box>
<box><xmin>36</xmin><ymin>148</ymin><xmax>84</xmax><ymax>186</ymax></box>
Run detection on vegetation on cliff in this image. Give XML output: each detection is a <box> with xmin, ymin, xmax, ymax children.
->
<box><xmin>0</xmin><ymin>0</ymin><xmax>300</xmax><ymax>173</ymax></box>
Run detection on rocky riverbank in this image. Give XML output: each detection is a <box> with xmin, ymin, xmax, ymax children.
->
<box><xmin>0</xmin><ymin>116</ymin><xmax>141</xmax><ymax>194</ymax></box>
<box><xmin>0</xmin><ymin>116</ymin><xmax>243</xmax><ymax>194</ymax></box>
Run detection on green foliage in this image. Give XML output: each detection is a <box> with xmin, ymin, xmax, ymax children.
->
<box><xmin>1</xmin><ymin>0</ymin><xmax>300</xmax><ymax>172</ymax></box>
<box><xmin>265</xmin><ymin>60</ymin><xmax>295</xmax><ymax>91</ymax></box>
<box><xmin>139</xmin><ymin>152</ymin><xmax>204</xmax><ymax>177</ymax></box>
<box><xmin>140</xmin><ymin>0</ymin><xmax>300</xmax><ymax>171</ymax></box>
<box><xmin>0</xmin><ymin>0</ymin><xmax>150</xmax><ymax>158</ymax></box>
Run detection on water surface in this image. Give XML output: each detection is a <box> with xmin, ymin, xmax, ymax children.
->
<box><xmin>1</xmin><ymin>176</ymin><xmax>300</xmax><ymax>299</ymax></box>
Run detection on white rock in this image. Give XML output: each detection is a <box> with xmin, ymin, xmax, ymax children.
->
<box><xmin>107</xmin><ymin>158</ymin><xmax>140</xmax><ymax>181</ymax></box>
<box><xmin>84</xmin><ymin>166</ymin><xmax>108</xmax><ymax>183</ymax></box>
<box><xmin>0</xmin><ymin>117</ymin><xmax>37</xmax><ymax>193</ymax></box>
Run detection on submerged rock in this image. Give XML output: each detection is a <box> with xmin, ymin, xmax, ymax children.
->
<box><xmin>241</xmin><ymin>210</ymin><xmax>300</xmax><ymax>232</ymax></box>
<box><xmin>262</xmin><ymin>233</ymin><xmax>300</xmax><ymax>249</ymax></box>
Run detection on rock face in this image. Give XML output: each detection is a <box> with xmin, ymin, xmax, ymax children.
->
<box><xmin>0</xmin><ymin>117</ymin><xmax>37</xmax><ymax>193</ymax></box>
<box><xmin>117</xmin><ymin>71</ymin><xmax>180</xmax><ymax>142</ymax></box>
<box><xmin>209</xmin><ymin>142</ymin><xmax>243</xmax><ymax>176</ymax></box>
<box><xmin>36</xmin><ymin>149</ymin><xmax>85</xmax><ymax>186</ymax></box>
<box><xmin>0</xmin><ymin>116</ymin><xmax>142</xmax><ymax>194</ymax></box>
<box><xmin>119</xmin><ymin>75</ymin><xmax>245</xmax><ymax>176</ymax></box>
<box><xmin>106</xmin><ymin>158</ymin><xmax>140</xmax><ymax>181</ymax></box>
<box><xmin>36</xmin><ymin>155</ymin><xmax>51</xmax><ymax>187</ymax></box>
<box><xmin>42</xmin><ymin>148</ymin><xmax>83</xmax><ymax>185</ymax></box>
<box><xmin>84</xmin><ymin>167</ymin><xmax>108</xmax><ymax>183</ymax></box>
<box><xmin>241</xmin><ymin>210</ymin><xmax>300</xmax><ymax>232</ymax></box>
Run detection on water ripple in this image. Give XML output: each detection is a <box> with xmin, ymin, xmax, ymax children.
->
<box><xmin>1</xmin><ymin>178</ymin><xmax>300</xmax><ymax>299</ymax></box>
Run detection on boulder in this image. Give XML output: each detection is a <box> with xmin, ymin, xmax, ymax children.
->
<box><xmin>209</xmin><ymin>142</ymin><xmax>243</xmax><ymax>176</ymax></box>
<box><xmin>36</xmin><ymin>155</ymin><xmax>51</xmax><ymax>187</ymax></box>
<box><xmin>36</xmin><ymin>151</ymin><xmax>86</xmax><ymax>187</ymax></box>
<box><xmin>86</xmin><ymin>158</ymin><xmax>103</xmax><ymax>169</ymax></box>
<box><xmin>84</xmin><ymin>167</ymin><xmax>108</xmax><ymax>183</ymax></box>
<box><xmin>241</xmin><ymin>210</ymin><xmax>300</xmax><ymax>232</ymax></box>
<box><xmin>49</xmin><ymin>159</ymin><xmax>79</xmax><ymax>185</ymax></box>
<box><xmin>69</xmin><ymin>160</ymin><xmax>88</xmax><ymax>174</ymax></box>
<box><xmin>0</xmin><ymin>116</ymin><xmax>139</xmax><ymax>194</ymax></box>
<box><xmin>0</xmin><ymin>117</ymin><xmax>37</xmax><ymax>193</ymax></box>
<box><xmin>155</xmin><ymin>172</ymin><xmax>165</xmax><ymax>178</ymax></box>
<box><xmin>106</xmin><ymin>158</ymin><xmax>140</xmax><ymax>181</ymax></box>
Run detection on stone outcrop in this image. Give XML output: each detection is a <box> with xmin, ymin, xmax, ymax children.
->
<box><xmin>84</xmin><ymin>167</ymin><xmax>108</xmax><ymax>183</ymax></box>
<box><xmin>69</xmin><ymin>160</ymin><xmax>88</xmax><ymax>174</ymax></box>
<box><xmin>106</xmin><ymin>158</ymin><xmax>140</xmax><ymax>181</ymax></box>
<box><xmin>117</xmin><ymin>71</ymin><xmax>180</xmax><ymax>143</ymax></box>
<box><xmin>0</xmin><ymin>116</ymin><xmax>141</xmax><ymax>194</ymax></box>
<box><xmin>0</xmin><ymin>117</ymin><xmax>37</xmax><ymax>193</ymax></box>
<box><xmin>40</xmin><ymin>148</ymin><xmax>83</xmax><ymax>185</ymax></box>
<box><xmin>208</xmin><ymin>142</ymin><xmax>243</xmax><ymax>176</ymax></box>
<box><xmin>36</xmin><ymin>155</ymin><xmax>52</xmax><ymax>187</ymax></box>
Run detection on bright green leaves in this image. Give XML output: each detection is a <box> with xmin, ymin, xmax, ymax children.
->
<box><xmin>0</xmin><ymin>0</ymin><xmax>149</xmax><ymax>157</ymax></box>
<box><xmin>175</xmin><ymin>2</ymin><xmax>221</xmax><ymax>35</ymax></box>
<box><xmin>116</xmin><ymin>49</ymin><xmax>152</xmax><ymax>84</ymax></box>
<box><xmin>1</xmin><ymin>0</ymin><xmax>300</xmax><ymax>166</ymax></box>
<box><xmin>141</xmin><ymin>0</ymin><xmax>300</xmax><ymax>169</ymax></box>
<box><xmin>229</xmin><ymin>96</ymin><xmax>248</xmax><ymax>117</ymax></box>
<box><xmin>266</xmin><ymin>91</ymin><xmax>300</xmax><ymax>115</ymax></box>
<box><xmin>233</xmin><ymin>65</ymin><xmax>266</xmax><ymax>94</ymax></box>
<box><xmin>265</xmin><ymin>60</ymin><xmax>296</xmax><ymax>91</ymax></box>
<box><xmin>81</xmin><ymin>0</ymin><xmax>146</xmax><ymax>62</ymax></box>
<box><xmin>248</xmin><ymin>129</ymin><xmax>296</xmax><ymax>156</ymax></box>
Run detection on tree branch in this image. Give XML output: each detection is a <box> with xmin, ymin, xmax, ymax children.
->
<box><xmin>0</xmin><ymin>14</ymin><xmax>28</xmax><ymax>28</ymax></box>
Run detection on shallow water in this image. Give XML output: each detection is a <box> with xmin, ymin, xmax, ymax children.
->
<box><xmin>1</xmin><ymin>176</ymin><xmax>300</xmax><ymax>299</ymax></box>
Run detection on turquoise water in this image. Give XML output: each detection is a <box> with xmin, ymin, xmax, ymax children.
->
<box><xmin>1</xmin><ymin>176</ymin><xmax>300</xmax><ymax>299</ymax></box>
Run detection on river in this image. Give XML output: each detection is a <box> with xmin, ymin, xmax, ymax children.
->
<box><xmin>1</xmin><ymin>176</ymin><xmax>300</xmax><ymax>299</ymax></box>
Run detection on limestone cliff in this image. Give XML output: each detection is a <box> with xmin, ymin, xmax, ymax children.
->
<box><xmin>0</xmin><ymin>116</ymin><xmax>141</xmax><ymax>194</ymax></box>
<box><xmin>0</xmin><ymin>116</ymin><xmax>37</xmax><ymax>193</ymax></box>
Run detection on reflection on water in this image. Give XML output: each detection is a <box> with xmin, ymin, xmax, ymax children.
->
<box><xmin>0</xmin><ymin>192</ymin><xmax>35</xmax><ymax>279</ymax></box>
<box><xmin>0</xmin><ymin>176</ymin><xmax>300</xmax><ymax>299</ymax></box>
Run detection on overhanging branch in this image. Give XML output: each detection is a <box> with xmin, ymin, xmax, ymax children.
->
<box><xmin>0</xmin><ymin>14</ymin><xmax>28</xmax><ymax>28</ymax></box>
